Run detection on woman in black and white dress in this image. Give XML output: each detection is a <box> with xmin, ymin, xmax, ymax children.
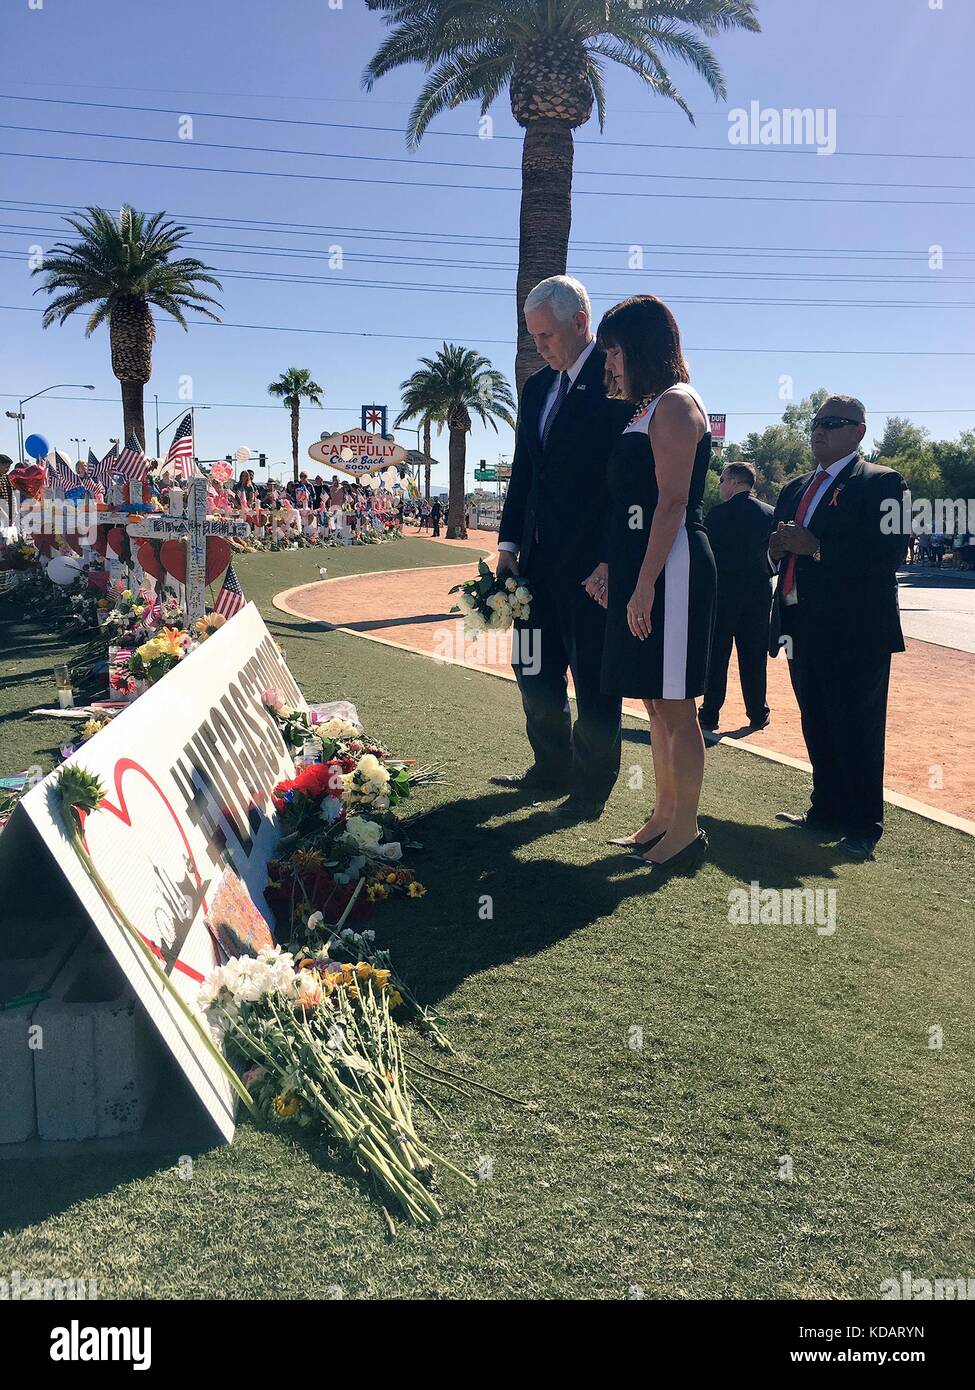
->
<box><xmin>587</xmin><ymin>296</ymin><xmax>715</xmax><ymax>877</ymax></box>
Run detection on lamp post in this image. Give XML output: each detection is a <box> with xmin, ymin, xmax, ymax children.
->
<box><xmin>12</xmin><ymin>384</ymin><xmax>95</xmax><ymax>463</ymax></box>
<box><xmin>156</xmin><ymin>403</ymin><xmax>208</xmax><ymax>460</ymax></box>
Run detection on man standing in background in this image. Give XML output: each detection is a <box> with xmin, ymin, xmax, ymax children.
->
<box><xmin>700</xmin><ymin>462</ymin><xmax>774</xmax><ymax>732</ymax></box>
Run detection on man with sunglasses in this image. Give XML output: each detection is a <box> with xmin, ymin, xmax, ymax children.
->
<box><xmin>768</xmin><ymin>396</ymin><xmax>907</xmax><ymax>860</ymax></box>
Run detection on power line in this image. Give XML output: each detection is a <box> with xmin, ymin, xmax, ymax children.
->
<box><xmin>3</xmin><ymin>148</ymin><xmax>973</xmax><ymax>208</ymax></box>
<box><xmin>2</xmin><ymin>92</ymin><xmax>971</xmax><ymax>161</ymax></box>
<box><xmin>0</xmin><ymin>78</ymin><xmax>955</xmax><ymax>125</ymax></box>
<box><xmin>3</xmin><ymin>199</ymin><xmax>972</xmax><ymax>261</ymax></box>
<box><xmin>3</xmin><ymin>251</ymin><xmax>969</xmax><ymax>306</ymax></box>
<box><xmin>2</xmin><ymin>391</ymin><xmax>970</xmax><ymax>418</ymax></box>
<box><xmin>2</xmin><ymin>121</ymin><xmax>972</xmax><ymax>194</ymax></box>
<box><xmin>2</xmin><ymin>227</ymin><xmax>971</xmax><ymax>287</ymax></box>
<box><xmin>1</xmin><ymin>301</ymin><xmax>973</xmax><ymax>354</ymax></box>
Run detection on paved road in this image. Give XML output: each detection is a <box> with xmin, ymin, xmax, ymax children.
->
<box><xmin>897</xmin><ymin>568</ymin><xmax>975</xmax><ymax>653</ymax></box>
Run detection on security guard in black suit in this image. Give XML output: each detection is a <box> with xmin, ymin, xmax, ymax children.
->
<box><xmin>769</xmin><ymin>396</ymin><xmax>907</xmax><ymax>860</ymax></box>
<box><xmin>699</xmin><ymin>461</ymin><xmax>774</xmax><ymax>731</ymax></box>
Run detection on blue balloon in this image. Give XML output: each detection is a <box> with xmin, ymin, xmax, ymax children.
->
<box><xmin>25</xmin><ymin>433</ymin><xmax>50</xmax><ymax>459</ymax></box>
<box><xmin>65</xmin><ymin>486</ymin><xmax>86</xmax><ymax>501</ymax></box>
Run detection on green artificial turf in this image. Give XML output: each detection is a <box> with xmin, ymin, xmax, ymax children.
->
<box><xmin>1</xmin><ymin>539</ymin><xmax>973</xmax><ymax>1299</ymax></box>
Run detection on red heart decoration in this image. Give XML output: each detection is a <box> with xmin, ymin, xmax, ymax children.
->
<box><xmin>160</xmin><ymin>536</ymin><xmax>232</xmax><ymax>586</ymax></box>
<box><xmin>34</xmin><ymin>533</ymin><xmax>83</xmax><ymax>558</ymax></box>
<box><xmin>106</xmin><ymin>526</ymin><xmax>126</xmax><ymax>557</ymax></box>
<box><xmin>137</xmin><ymin>541</ymin><xmax>165</xmax><ymax>581</ymax></box>
<box><xmin>81</xmin><ymin>756</ymin><xmax>216</xmax><ymax>981</ymax></box>
<box><xmin>159</xmin><ymin>538</ymin><xmax>186</xmax><ymax>583</ymax></box>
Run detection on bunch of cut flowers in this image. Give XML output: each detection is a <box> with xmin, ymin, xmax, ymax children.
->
<box><xmin>449</xmin><ymin>558</ymin><xmax>531</xmax><ymax>636</ymax></box>
<box><xmin>199</xmin><ymin>946</ymin><xmax>474</xmax><ymax>1226</ymax></box>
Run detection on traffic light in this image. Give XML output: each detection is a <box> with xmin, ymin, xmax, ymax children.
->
<box><xmin>258</xmin><ymin>453</ymin><xmax>267</xmax><ymax>468</ymax></box>
<box><xmin>225</xmin><ymin>454</ymin><xmax>232</xmax><ymax>465</ymax></box>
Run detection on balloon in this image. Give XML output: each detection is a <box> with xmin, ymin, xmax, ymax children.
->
<box><xmin>65</xmin><ymin>485</ymin><xmax>86</xmax><ymax>502</ymax></box>
<box><xmin>47</xmin><ymin>554</ymin><xmax>83</xmax><ymax>585</ymax></box>
<box><xmin>24</xmin><ymin>434</ymin><xmax>50</xmax><ymax>460</ymax></box>
<box><xmin>234</xmin><ymin>447</ymin><xmax>251</xmax><ymax>464</ymax></box>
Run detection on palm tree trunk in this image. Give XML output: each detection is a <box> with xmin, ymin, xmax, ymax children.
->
<box><xmin>291</xmin><ymin>399</ymin><xmax>300</xmax><ymax>483</ymax></box>
<box><xmin>446</xmin><ymin>426</ymin><xmax>467</xmax><ymax>539</ymax></box>
<box><xmin>423</xmin><ymin>417</ymin><xmax>431</xmax><ymax>499</ymax></box>
<box><xmin>121</xmin><ymin>381</ymin><xmax>146</xmax><ymax>450</ymax></box>
<box><xmin>515</xmin><ymin>118</ymin><xmax>575</xmax><ymax>399</ymax></box>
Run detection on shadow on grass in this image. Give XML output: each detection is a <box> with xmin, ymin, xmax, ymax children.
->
<box><xmin>380</xmin><ymin>787</ymin><xmax>844</xmax><ymax>1012</ymax></box>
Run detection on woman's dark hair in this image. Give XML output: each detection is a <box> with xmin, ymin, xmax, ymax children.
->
<box><xmin>596</xmin><ymin>295</ymin><xmax>690</xmax><ymax>401</ymax></box>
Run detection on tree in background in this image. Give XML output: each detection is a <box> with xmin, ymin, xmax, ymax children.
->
<box><xmin>33</xmin><ymin>206</ymin><xmax>222</xmax><ymax>449</ymax></box>
<box><xmin>267</xmin><ymin>368</ymin><xmax>325</xmax><ymax>483</ymax></box>
<box><xmin>363</xmin><ymin>0</ymin><xmax>760</xmax><ymax>396</ymax></box>
<box><xmin>396</xmin><ymin>344</ymin><xmax>515</xmax><ymax>538</ymax></box>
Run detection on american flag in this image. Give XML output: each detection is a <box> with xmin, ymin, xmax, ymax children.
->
<box><xmin>48</xmin><ymin>449</ymin><xmax>78</xmax><ymax>492</ymax></box>
<box><xmin>88</xmin><ymin>444</ymin><xmax>118</xmax><ymax>490</ymax></box>
<box><xmin>166</xmin><ymin>412</ymin><xmax>197</xmax><ymax>479</ymax></box>
<box><xmin>113</xmin><ymin>434</ymin><xmax>150</xmax><ymax>482</ymax></box>
<box><xmin>213</xmin><ymin>560</ymin><xmax>247</xmax><ymax>619</ymax></box>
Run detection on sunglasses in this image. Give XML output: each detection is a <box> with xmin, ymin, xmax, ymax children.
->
<box><xmin>811</xmin><ymin>416</ymin><xmax>861</xmax><ymax>432</ymax></box>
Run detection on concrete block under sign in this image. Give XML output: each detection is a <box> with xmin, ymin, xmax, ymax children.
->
<box><xmin>32</xmin><ymin>938</ymin><xmax>159</xmax><ymax>1141</ymax></box>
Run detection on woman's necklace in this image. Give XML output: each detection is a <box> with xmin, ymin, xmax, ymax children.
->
<box><xmin>627</xmin><ymin>395</ymin><xmax>656</xmax><ymax>426</ymax></box>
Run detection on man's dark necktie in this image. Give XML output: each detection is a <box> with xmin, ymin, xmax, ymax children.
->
<box><xmin>540</xmin><ymin>371</ymin><xmax>570</xmax><ymax>449</ymax></box>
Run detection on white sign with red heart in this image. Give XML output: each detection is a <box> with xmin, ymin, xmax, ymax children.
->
<box><xmin>8</xmin><ymin>604</ymin><xmax>306</xmax><ymax>1143</ymax></box>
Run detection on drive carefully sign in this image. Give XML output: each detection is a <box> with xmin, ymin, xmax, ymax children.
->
<box><xmin>309</xmin><ymin>429</ymin><xmax>408</xmax><ymax>477</ymax></box>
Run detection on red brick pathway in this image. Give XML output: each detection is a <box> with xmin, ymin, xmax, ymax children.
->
<box><xmin>277</xmin><ymin>530</ymin><xmax>975</xmax><ymax>825</ymax></box>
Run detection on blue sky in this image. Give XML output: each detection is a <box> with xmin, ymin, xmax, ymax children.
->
<box><xmin>0</xmin><ymin>0</ymin><xmax>972</xmax><ymax>488</ymax></box>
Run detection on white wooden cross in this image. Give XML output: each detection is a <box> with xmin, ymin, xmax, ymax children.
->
<box><xmin>98</xmin><ymin>477</ymin><xmax>249</xmax><ymax>622</ymax></box>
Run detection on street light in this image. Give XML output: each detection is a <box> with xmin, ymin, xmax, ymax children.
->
<box><xmin>70</xmin><ymin>437</ymin><xmax>87</xmax><ymax>462</ymax></box>
<box><xmin>13</xmin><ymin>384</ymin><xmax>95</xmax><ymax>463</ymax></box>
<box><xmin>156</xmin><ymin>402</ymin><xmax>209</xmax><ymax>458</ymax></box>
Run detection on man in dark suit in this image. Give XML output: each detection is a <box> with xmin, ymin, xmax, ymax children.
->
<box><xmin>769</xmin><ymin>396</ymin><xmax>907</xmax><ymax>860</ymax></box>
<box><xmin>493</xmin><ymin>276</ymin><xmax>631</xmax><ymax>819</ymax></box>
<box><xmin>700</xmin><ymin>461</ymin><xmax>774</xmax><ymax>732</ymax></box>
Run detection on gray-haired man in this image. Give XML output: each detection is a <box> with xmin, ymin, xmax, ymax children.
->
<box><xmin>492</xmin><ymin>276</ymin><xmax>631</xmax><ymax>819</ymax></box>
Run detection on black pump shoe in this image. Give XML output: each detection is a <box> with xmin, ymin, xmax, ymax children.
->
<box><xmin>638</xmin><ymin>830</ymin><xmax>709</xmax><ymax>878</ymax></box>
<box><xmin>607</xmin><ymin>830</ymin><xmax>665</xmax><ymax>851</ymax></box>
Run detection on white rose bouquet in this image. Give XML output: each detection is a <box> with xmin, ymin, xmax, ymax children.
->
<box><xmin>448</xmin><ymin>558</ymin><xmax>532</xmax><ymax>637</ymax></box>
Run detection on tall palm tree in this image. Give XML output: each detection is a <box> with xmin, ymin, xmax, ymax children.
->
<box><xmin>32</xmin><ymin>205</ymin><xmax>222</xmax><ymax>448</ymax></box>
<box><xmin>394</xmin><ymin>379</ymin><xmax>444</xmax><ymax>501</ymax></box>
<box><xmin>267</xmin><ymin>368</ymin><xmax>325</xmax><ymax>482</ymax></box>
<box><xmin>364</xmin><ymin>1</ymin><xmax>760</xmax><ymax>395</ymax></box>
<box><xmin>400</xmin><ymin>344</ymin><xmax>515</xmax><ymax>538</ymax></box>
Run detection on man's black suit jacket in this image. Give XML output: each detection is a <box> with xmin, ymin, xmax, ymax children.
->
<box><xmin>705</xmin><ymin>490</ymin><xmax>775</xmax><ymax>600</ymax></box>
<box><xmin>768</xmin><ymin>455</ymin><xmax>907</xmax><ymax>658</ymax></box>
<box><xmin>499</xmin><ymin>346</ymin><xmax>631</xmax><ymax>584</ymax></box>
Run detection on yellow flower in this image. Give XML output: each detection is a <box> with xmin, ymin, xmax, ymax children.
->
<box><xmin>273</xmin><ymin>1092</ymin><xmax>300</xmax><ymax>1118</ymax></box>
<box><xmin>156</xmin><ymin>626</ymin><xmax>184</xmax><ymax>658</ymax></box>
<box><xmin>354</xmin><ymin>962</ymin><xmax>374</xmax><ymax>982</ymax></box>
<box><xmin>388</xmin><ymin>989</ymin><xmax>404</xmax><ymax>1010</ymax></box>
<box><xmin>372</xmin><ymin>969</ymin><xmax>391</xmax><ymax>990</ymax></box>
<box><xmin>385</xmin><ymin>872</ymin><xmax>397</xmax><ymax>884</ymax></box>
<box><xmin>407</xmin><ymin>881</ymin><xmax>427</xmax><ymax>898</ymax></box>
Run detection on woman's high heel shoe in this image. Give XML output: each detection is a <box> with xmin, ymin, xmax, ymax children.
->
<box><xmin>607</xmin><ymin>829</ymin><xmax>665</xmax><ymax>851</ymax></box>
<box><xmin>638</xmin><ymin>830</ymin><xmax>709</xmax><ymax>878</ymax></box>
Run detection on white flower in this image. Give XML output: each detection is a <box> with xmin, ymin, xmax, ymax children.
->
<box><xmin>374</xmin><ymin>840</ymin><xmax>403</xmax><ymax>862</ymax></box>
<box><xmin>357</xmin><ymin>753</ymin><xmax>384</xmax><ymax>780</ymax></box>
<box><xmin>320</xmin><ymin>795</ymin><xmax>343</xmax><ymax>823</ymax></box>
<box><xmin>487</xmin><ymin>592</ymin><xmax>507</xmax><ymax>611</ymax></box>
<box><xmin>505</xmin><ymin>577</ymin><xmax>517</xmax><ymax>592</ymax></box>
<box><xmin>514</xmin><ymin>586</ymin><xmax>530</xmax><ymax>604</ymax></box>
<box><xmin>345</xmin><ymin>815</ymin><xmax>382</xmax><ymax>850</ymax></box>
<box><xmin>457</xmin><ymin>592</ymin><xmax>474</xmax><ymax>613</ymax></box>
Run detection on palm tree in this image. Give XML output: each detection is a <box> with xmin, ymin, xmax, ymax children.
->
<box><xmin>32</xmin><ymin>205</ymin><xmax>222</xmax><ymax>448</ymax></box>
<box><xmin>400</xmin><ymin>344</ymin><xmax>515</xmax><ymax>538</ymax></box>
<box><xmin>394</xmin><ymin>380</ymin><xmax>444</xmax><ymax>501</ymax></box>
<box><xmin>364</xmin><ymin>1</ymin><xmax>760</xmax><ymax>395</ymax></box>
<box><xmin>267</xmin><ymin>368</ymin><xmax>325</xmax><ymax>482</ymax></box>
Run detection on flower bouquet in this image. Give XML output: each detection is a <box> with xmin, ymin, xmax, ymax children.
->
<box><xmin>128</xmin><ymin>626</ymin><xmax>196</xmax><ymax>685</ymax></box>
<box><xmin>199</xmin><ymin>947</ymin><xmax>474</xmax><ymax>1225</ymax></box>
<box><xmin>449</xmin><ymin>558</ymin><xmax>531</xmax><ymax>636</ymax></box>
